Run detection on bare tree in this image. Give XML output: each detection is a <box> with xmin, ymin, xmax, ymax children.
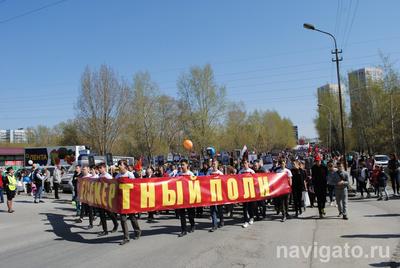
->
<box><xmin>76</xmin><ymin>65</ymin><xmax>131</xmax><ymax>155</ymax></box>
<box><xmin>177</xmin><ymin>64</ymin><xmax>227</xmax><ymax>153</ymax></box>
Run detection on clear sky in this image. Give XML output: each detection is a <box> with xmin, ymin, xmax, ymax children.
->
<box><xmin>1</xmin><ymin>0</ymin><xmax>400</xmax><ymax>138</ymax></box>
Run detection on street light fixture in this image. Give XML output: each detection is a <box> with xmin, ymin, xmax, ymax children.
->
<box><xmin>304</xmin><ymin>22</ymin><xmax>347</xmax><ymax>167</ymax></box>
<box><xmin>318</xmin><ymin>103</ymin><xmax>332</xmax><ymax>153</ymax></box>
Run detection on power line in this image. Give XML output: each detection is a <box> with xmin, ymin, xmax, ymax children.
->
<box><xmin>343</xmin><ymin>0</ymin><xmax>360</xmax><ymax>50</ymax></box>
<box><xmin>0</xmin><ymin>0</ymin><xmax>70</xmax><ymax>24</ymax></box>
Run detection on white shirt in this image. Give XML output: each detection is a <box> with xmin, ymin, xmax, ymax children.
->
<box><xmin>239</xmin><ymin>168</ymin><xmax>255</xmax><ymax>174</ymax></box>
<box><xmin>99</xmin><ymin>172</ymin><xmax>113</xmax><ymax>179</ymax></box>
<box><xmin>178</xmin><ymin>170</ymin><xmax>195</xmax><ymax>176</ymax></box>
<box><xmin>169</xmin><ymin>170</ymin><xmax>179</xmax><ymax>177</ymax></box>
<box><xmin>207</xmin><ymin>169</ymin><xmax>224</xmax><ymax>175</ymax></box>
<box><xmin>276</xmin><ymin>167</ymin><xmax>293</xmax><ymax>178</ymax></box>
<box><xmin>116</xmin><ymin>171</ymin><xmax>135</xmax><ymax>179</ymax></box>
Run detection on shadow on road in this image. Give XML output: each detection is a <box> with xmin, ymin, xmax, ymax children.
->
<box><xmin>364</xmin><ymin>214</ymin><xmax>400</xmax><ymax>217</ymax></box>
<box><xmin>342</xmin><ymin>234</ymin><xmax>400</xmax><ymax>239</ymax></box>
<box><xmin>41</xmin><ymin>213</ymin><xmax>121</xmax><ymax>244</ymax></box>
<box><xmin>369</xmin><ymin>261</ymin><xmax>400</xmax><ymax>267</ymax></box>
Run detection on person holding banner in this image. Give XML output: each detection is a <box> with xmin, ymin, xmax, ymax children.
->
<box><xmin>207</xmin><ymin>160</ymin><xmax>224</xmax><ymax>232</ymax></box>
<box><xmin>276</xmin><ymin>159</ymin><xmax>293</xmax><ymax>222</ymax></box>
<box><xmin>116</xmin><ymin>160</ymin><xmax>141</xmax><ymax>245</ymax></box>
<box><xmin>253</xmin><ymin>160</ymin><xmax>267</xmax><ymax>220</ymax></box>
<box><xmin>239</xmin><ymin>160</ymin><xmax>256</xmax><ymax>228</ymax></box>
<box><xmin>97</xmin><ymin>163</ymin><xmax>119</xmax><ymax>237</ymax></box>
<box><xmin>75</xmin><ymin>166</ymin><xmax>94</xmax><ymax>229</ymax></box>
<box><xmin>177</xmin><ymin>159</ymin><xmax>196</xmax><ymax>237</ymax></box>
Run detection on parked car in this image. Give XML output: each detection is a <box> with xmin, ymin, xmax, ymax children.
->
<box><xmin>374</xmin><ymin>154</ymin><xmax>390</xmax><ymax>167</ymax></box>
<box><xmin>60</xmin><ymin>166</ymin><xmax>75</xmax><ymax>193</ymax></box>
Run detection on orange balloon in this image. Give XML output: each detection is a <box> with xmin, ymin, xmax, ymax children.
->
<box><xmin>183</xmin><ymin>139</ymin><xmax>193</xmax><ymax>150</ymax></box>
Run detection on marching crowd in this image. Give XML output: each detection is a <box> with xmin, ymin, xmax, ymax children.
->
<box><xmin>0</xmin><ymin>151</ymin><xmax>397</xmax><ymax>246</ymax></box>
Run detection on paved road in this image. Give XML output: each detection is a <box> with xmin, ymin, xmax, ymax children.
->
<box><xmin>1</xmin><ymin>190</ymin><xmax>399</xmax><ymax>268</ymax></box>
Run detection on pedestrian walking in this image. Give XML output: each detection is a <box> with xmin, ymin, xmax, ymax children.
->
<box><xmin>336</xmin><ymin>162</ymin><xmax>349</xmax><ymax>220</ymax></box>
<box><xmin>311</xmin><ymin>155</ymin><xmax>328</xmax><ymax>218</ymax></box>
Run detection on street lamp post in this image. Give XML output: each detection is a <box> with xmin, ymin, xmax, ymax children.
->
<box><xmin>318</xmin><ymin>104</ymin><xmax>332</xmax><ymax>153</ymax></box>
<box><xmin>304</xmin><ymin>23</ymin><xmax>347</xmax><ymax>167</ymax></box>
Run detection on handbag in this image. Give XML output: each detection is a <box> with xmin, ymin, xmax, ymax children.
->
<box><xmin>302</xmin><ymin>191</ymin><xmax>311</xmax><ymax>207</ymax></box>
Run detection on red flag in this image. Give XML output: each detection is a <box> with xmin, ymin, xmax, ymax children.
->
<box><xmin>134</xmin><ymin>157</ymin><xmax>142</xmax><ymax>171</ymax></box>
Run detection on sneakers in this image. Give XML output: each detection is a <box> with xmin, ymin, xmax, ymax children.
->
<box><xmin>242</xmin><ymin>222</ymin><xmax>249</xmax><ymax>228</ymax></box>
<box><xmin>281</xmin><ymin>216</ymin><xmax>286</xmax><ymax>222</ymax></box>
<box><xmin>249</xmin><ymin>218</ymin><xmax>254</xmax><ymax>225</ymax></box>
<box><xmin>343</xmin><ymin>215</ymin><xmax>348</xmax><ymax>220</ymax></box>
<box><xmin>338</xmin><ymin>212</ymin><xmax>343</xmax><ymax>217</ymax></box>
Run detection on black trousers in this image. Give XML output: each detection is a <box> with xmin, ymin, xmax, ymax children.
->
<box><xmin>256</xmin><ymin>200</ymin><xmax>266</xmax><ymax>219</ymax></box>
<box><xmin>242</xmin><ymin>201</ymin><xmax>256</xmax><ymax>222</ymax></box>
<box><xmin>53</xmin><ymin>183</ymin><xmax>59</xmax><ymax>199</ymax></box>
<box><xmin>80</xmin><ymin>203</ymin><xmax>93</xmax><ymax>226</ymax></box>
<box><xmin>280</xmin><ymin>194</ymin><xmax>289</xmax><ymax>217</ymax></box>
<box><xmin>359</xmin><ymin>181</ymin><xmax>369</xmax><ymax>196</ymax></box>
<box><xmin>315</xmin><ymin>191</ymin><xmax>326</xmax><ymax>215</ymax></box>
<box><xmin>120</xmin><ymin>214</ymin><xmax>140</xmax><ymax>240</ymax></box>
<box><xmin>178</xmin><ymin>208</ymin><xmax>195</xmax><ymax>232</ymax></box>
<box><xmin>292</xmin><ymin>190</ymin><xmax>302</xmax><ymax>214</ymax></box>
<box><xmin>100</xmin><ymin>209</ymin><xmax>118</xmax><ymax>233</ymax></box>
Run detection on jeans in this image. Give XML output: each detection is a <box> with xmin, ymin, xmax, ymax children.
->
<box><xmin>34</xmin><ymin>185</ymin><xmax>43</xmax><ymax>201</ymax></box>
<box><xmin>210</xmin><ymin>205</ymin><xmax>224</xmax><ymax>228</ymax></box>
<box><xmin>327</xmin><ymin>184</ymin><xmax>335</xmax><ymax>202</ymax></box>
<box><xmin>335</xmin><ymin>188</ymin><xmax>348</xmax><ymax>216</ymax></box>
<box><xmin>0</xmin><ymin>188</ymin><xmax>3</xmax><ymax>203</ymax></box>
<box><xmin>378</xmin><ymin>186</ymin><xmax>389</xmax><ymax>199</ymax></box>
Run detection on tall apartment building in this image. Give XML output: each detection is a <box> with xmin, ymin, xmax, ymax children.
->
<box><xmin>0</xmin><ymin>128</ymin><xmax>28</xmax><ymax>143</ymax></box>
<box><xmin>348</xmin><ymin>67</ymin><xmax>383</xmax><ymax>151</ymax></box>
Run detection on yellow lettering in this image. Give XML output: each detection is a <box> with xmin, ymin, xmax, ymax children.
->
<box><xmin>188</xmin><ymin>180</ymin><xmax>201</xmax><ymax>204</ymax></box>
<box><xmin>108</xmin><ymin>183</ymin><xmax>116</xmax><ymax>208</ymax></box>
<box><xmin>243</xmin><ymin>177</ymin><xmax>256</xmax><ymax>199</ymax></box>
<box><xmin>101</xmin><ymin>183</ymin><xmax>108</xmax><ymax>207</ymax></box>
<box><xmin>162</xmin><ymin>182</ymin><xmax>176</xmax><ymax>206</ymax></box>
<box><xmin>176</xmin><ymin>181</ymin><xmax>183</xmax><ymax>205</ymax></box>
<box><xmin>258</xmin><ymin>176</ymin><xmax>270</xmax><ymax>197</ymax></box>
<box><xmin>119</xmin><ymin>183</ymin><xmax>134</xmax><ymax>210</ymax></box>
<box><xmin>227</xmin><ymin>178</ymin><xmax>239</xmax><ymax>200</ymax></box>
<box><xmin>210</xmin><ymin>179</ymin><xmax>223</xmax><ymax>202</ymax></box>
<box><xmin>140</xmin><ymin>183</ymin><xmax>155</xmax><ymax>208</ymax></box>
<box><xmin>94</xmin><ymin>182</ymin><xmax>102</xmax><ymax>205</ymax></box>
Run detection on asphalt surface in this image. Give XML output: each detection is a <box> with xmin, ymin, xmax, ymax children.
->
<box><xmin>1</xmin><ymin>188</ymin><xmax>399</xmax><ymax>268</ymax></box>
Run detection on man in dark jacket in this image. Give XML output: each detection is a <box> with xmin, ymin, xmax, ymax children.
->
<box><xmin>311</xmin><ymin>155</ymin><xmax>328</xmax><ymax>218</ymax></box>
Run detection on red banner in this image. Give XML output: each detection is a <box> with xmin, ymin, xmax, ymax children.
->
<box><xmin>78</xmin><ymin>173</ymin><xmax>291</xmax><ymax>214</ymax></box>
